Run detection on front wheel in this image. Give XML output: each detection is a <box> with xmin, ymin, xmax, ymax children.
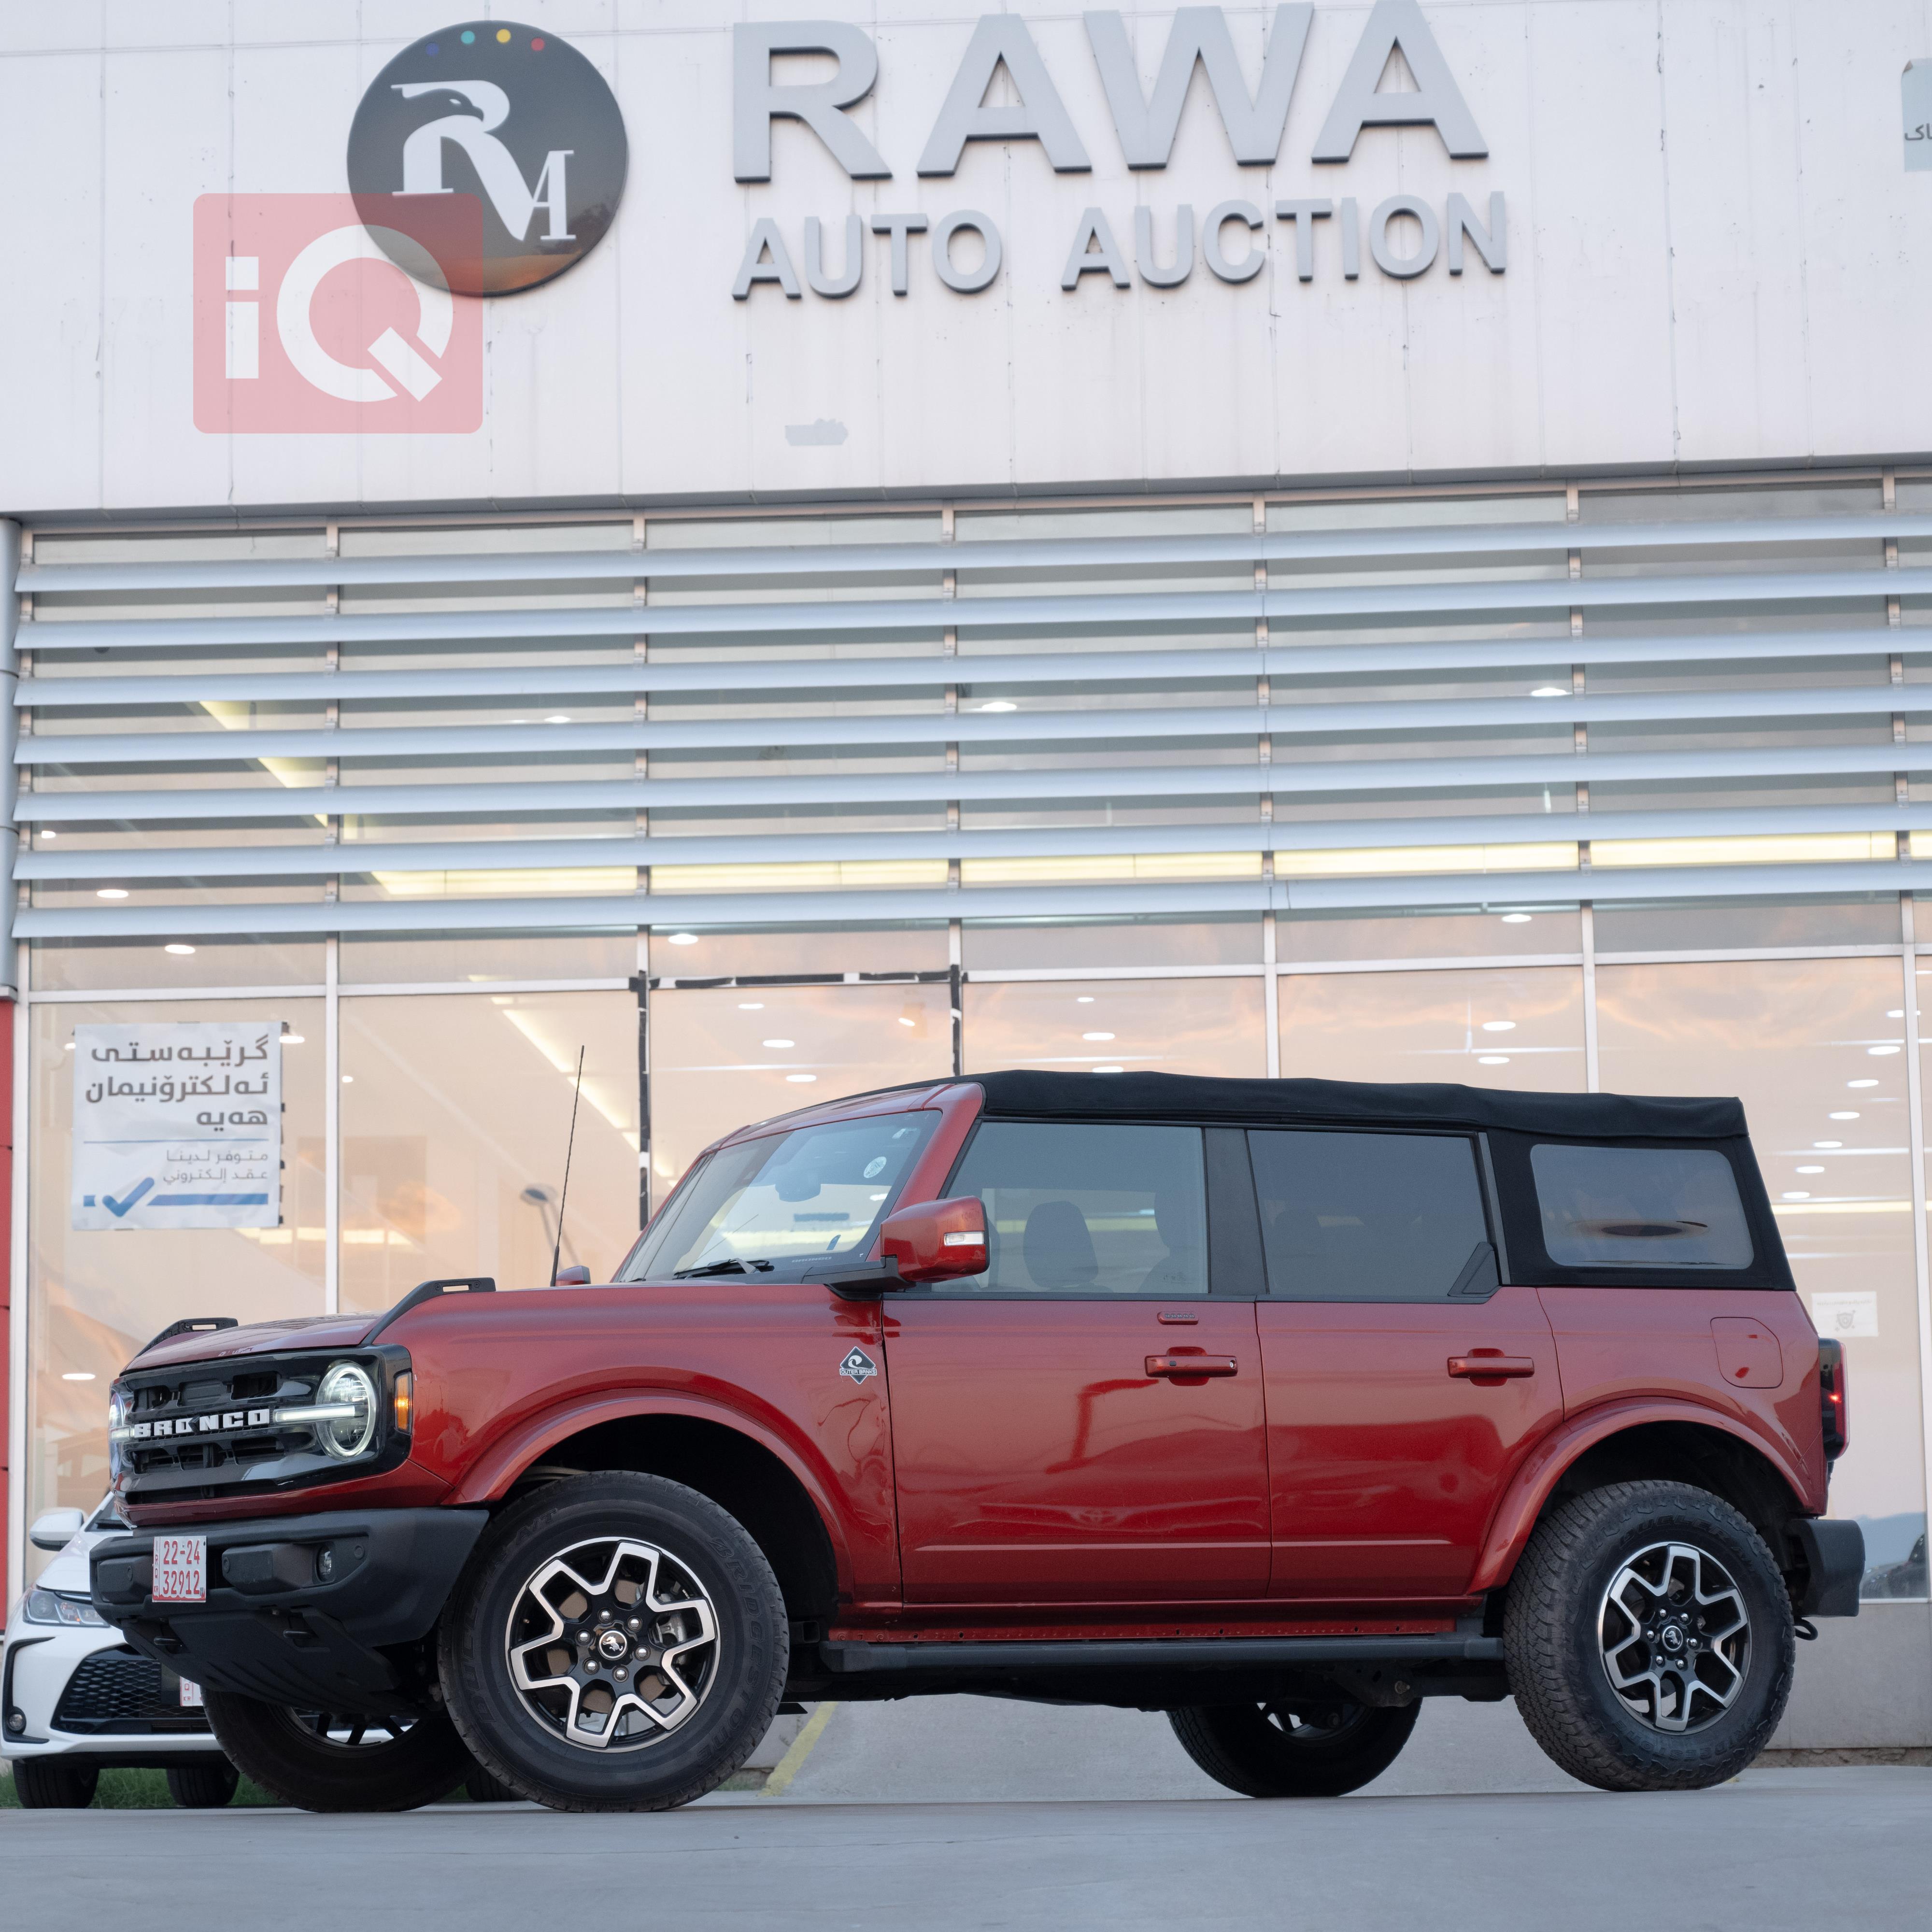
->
<box><xmin>165</xmin><ymin>1760</ymin><xmax>240</xmax><ymax>1808</ymax></box>
<box><xmin>201</xmin><ymin>1691</ymin><xmax>470</xmax><ymax>1812</ymax></box>
<box><xmin>1504</xmin><ymin>1479</ymin><xmax>1795</xmax><ymax>1792</ymax></box>
<box><xmin>438</xmin><ymin>1471</ymin><xmax>787</xmax><ymax>1813</ymax></box>
<box><xmin>1169</xmin><ymin>1697</ymin><xmax>1420</xmax><ymax>1797</ymax></box>
<box><xmin>11</xmin><ymin>1758</ymin><xmax>100</xmax><ymax>1808</ymax></box>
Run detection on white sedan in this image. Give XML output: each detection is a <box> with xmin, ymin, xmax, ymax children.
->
<box><xmin>3</xmin><ymin>1499</ymin><xmax>238</xmax><ymax>1807</ymax></box>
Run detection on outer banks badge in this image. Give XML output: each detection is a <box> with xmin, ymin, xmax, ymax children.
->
<box><xmin>838</xmin><ymin>1347</ymin><xmax>879</xmax><ymax>1385</ymax></box>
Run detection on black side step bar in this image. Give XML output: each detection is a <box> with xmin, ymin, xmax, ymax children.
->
<box><xmin>820</xmin><ymin>1634</ymin><xmax>1502</xmax><ymax>1675</ymax></box>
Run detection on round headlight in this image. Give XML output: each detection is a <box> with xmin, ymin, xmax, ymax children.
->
<box><xmin>315</xmin><ymin>1361</ymin><xmax>378</xmax><ymax>1460</ymax></box>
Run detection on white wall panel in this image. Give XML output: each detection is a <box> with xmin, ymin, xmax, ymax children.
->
<box><xmin>6</xmin><ymin>0</ymin><xmax>1932</xmax><ymax>513</ymax></box>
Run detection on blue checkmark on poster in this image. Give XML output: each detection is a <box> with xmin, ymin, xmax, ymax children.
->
<box><xmin>103</xmin><ymin>1177</ymin><xmax>156</xmax><ymax>1218</ymax></box>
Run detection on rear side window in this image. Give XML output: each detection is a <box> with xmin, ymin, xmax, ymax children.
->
<box><xmin>943</xmin><ymin>1121</ymin><xmax>1208</xmax><ymax>1295</ymax></box>
<box><xmin>1530</xmin><ymin>1144</ymin><xmax>1752</xmax><ymax>1269</ymax></box>
<box><xmin>1249</xmin><ymin>1129</ymin><xmax>1492</xmax><ymax>1302</ymax></box>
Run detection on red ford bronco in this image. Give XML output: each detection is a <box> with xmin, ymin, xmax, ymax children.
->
<box><xmin>88</xmin><ymin>1070</ymin><xmax>1861</xmax><ymax>1811</ymax></box>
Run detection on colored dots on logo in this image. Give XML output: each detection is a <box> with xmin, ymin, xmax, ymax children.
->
<box><xmin>531</xmin><ymin>38</ymin><xmax>544</xmax><ymax>51</ymax></box>
<box><xmin>496</xmin><ymin>28</ymin><xmax>511</xmax><ymax>42</ymax></box>
<box><xmin>459</xmin><ymin>28</ymin><xmax>474</xmax><ymax>43</ymax></box>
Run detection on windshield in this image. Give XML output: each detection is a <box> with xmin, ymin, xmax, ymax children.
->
<box><xmin>622</xmin><ymin>1111</ymin><xmax>939</xmax><ymax>1280</ymax></box>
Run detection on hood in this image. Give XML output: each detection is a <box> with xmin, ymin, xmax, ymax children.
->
<box><xmin>127</xmin><ymin>1310</ymin><xmax>378</xmax><ymax>1373</ymax></box>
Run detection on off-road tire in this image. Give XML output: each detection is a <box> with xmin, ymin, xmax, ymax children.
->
<box><xmin>200</xmin><ymin>1690</ymin><xmax>470</xmax><ymax>1812</ymax></box>
<box><xmin>165</xmin><ymin>1760</ymin><xmax>240</xmax><ymax>1808</ymax></box>
<box><xmin>12</xmin><ymin>1757</ymin><xmax>100</xmax><ymax>1807</ymax></box>
<box><xmin>438</xmin><ymin>1471</ymin><xmax>787</xmax><ymax>1813</ymax></box>
<box><xmin>1504</xmin><ymin>1480</ymin><xmax>1794</xmax><ymax>1792</ymax></box>
<box><xmin>1169</xmin><ymin>1698</ymin><xmax>1419</xmax><ymax>1797</ymax></box>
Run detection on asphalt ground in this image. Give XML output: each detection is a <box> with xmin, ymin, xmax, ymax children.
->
<box><xmin>4</xmin><ymin>1699</ymin><xmax>1926</xmax><ymax>1930</ymax></box>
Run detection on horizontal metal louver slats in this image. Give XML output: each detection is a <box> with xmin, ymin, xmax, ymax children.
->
<box><xmin>16</xmin><ymin>510</ymin><xmax>1932</xmax><ymax>593</ymax></box>
<box><xmin>14</xmin><ymin>495</ymin><xmax>1925</xmax><ymax>940</ymax></box>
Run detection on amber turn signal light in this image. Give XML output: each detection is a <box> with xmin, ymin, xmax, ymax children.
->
<box><xmin>393</xmin><ymin>1371</ymin><xmax>414</xmax><ymax>1435</ymax></box>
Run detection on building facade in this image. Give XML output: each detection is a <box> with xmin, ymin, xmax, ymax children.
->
<box><xmin>4</xmin><ymin>1</ymin><xmax>1932</xmax><ymax>1748</ymax></box>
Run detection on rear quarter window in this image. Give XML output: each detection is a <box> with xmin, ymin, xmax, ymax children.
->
<box><xmin>1530</xmin><ymin>1144</ymin><xmax>1753</xmax><ymax>1270</ymax></box>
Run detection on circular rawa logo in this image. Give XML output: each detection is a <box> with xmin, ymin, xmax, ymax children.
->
<box><xmin>347</xmin><ymin>21</ymin><xmax>626</xmax><ymax>296</ymax></box>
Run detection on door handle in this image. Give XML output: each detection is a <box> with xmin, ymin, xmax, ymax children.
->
<box><xmin>1448</xmin><ymin>1354</ymin><xmax>1535</xmax><ymax>1380</ymax></box>
<box><xmin>1147</xmin><ymin>1354</ymin><xmax>1238</xmax><ymax>1378</ymax></box>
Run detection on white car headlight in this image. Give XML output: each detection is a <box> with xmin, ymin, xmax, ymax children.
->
<box><xmin>24</xmin><ymin>1589</ymin><xmax>106</xmax><ymax>1628</ymax></box>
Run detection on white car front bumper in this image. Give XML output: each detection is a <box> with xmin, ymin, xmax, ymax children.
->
<box><xmin>3</xmin><ymin>1618</ymin><xmax>225</xmax><ymax>1765</ymax></box>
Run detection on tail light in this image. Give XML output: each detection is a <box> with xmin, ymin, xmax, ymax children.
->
<box><xmin>1817</xmin><ymin>1337</ymin><xmax>1849</xmax><ymax>1462</ymax></box>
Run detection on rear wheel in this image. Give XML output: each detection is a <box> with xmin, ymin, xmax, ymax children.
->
<box><xmin>1504</xmin><ymin>1479</ymin><xmax>1794</xmax><ymax>1792</ymax></box>
<box><xmin>201</xmin><ymin>1690</ymin><xmax>469</xmax><ymax>1812</ymax></box>
<box><xmin>165</xmin><ymin>1760</ymin><xmax>240</xmax><ymax>1808</ymax></box>
<box><xmin>1169</xmin><ymin>1697</ymin><xmax>1420</xmax><ymax>1797</ymax></box>
<box><xmin>11</xmin><ymin>1758</ymin><xmax>100</xmax><ymax>1808</ymax></box>
<box><xmin>439</xmin><ymin>1471</ymin><xmax>787</xmax><ymax>1812</ymax></box>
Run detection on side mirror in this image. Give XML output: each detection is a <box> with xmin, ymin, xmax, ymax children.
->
<box><xmin>552</xmin><ymin>1265</ymin><xmax>591</xmax><ymax>1287</ymax></box>
<box><xmin>878</xmin><ymin>1196</ymin><xmax>989</xmax><ymax>1284</ymax></box>
<box><xmin>29</xmin><ymin>1508</ymin><xmax>86</xmax><ymax>1552</ymax></box>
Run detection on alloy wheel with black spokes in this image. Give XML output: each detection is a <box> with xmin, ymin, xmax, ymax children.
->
<box><xmin>199</xmin><ymin>1688</ymin><xmax>471</xmax><ymax>1811</ymax></box>
<box><xmin>440</xmin><ymin>1471</ymin><xmax>787</xmax><ymax>1812</ymax></box>
<box><xmin>1505</xmin><ymin>1479</ymin><xmax>1794</xmax><ymax>1791</ymax></box>
<box><xmin>1169</xmin><ymin>1695</ymin><xmax>1420</xmax><ymax>1796</ymax></box>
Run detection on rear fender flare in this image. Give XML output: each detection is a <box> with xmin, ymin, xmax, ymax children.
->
<box><xmin>1469</xmin><ymin>1398</ymin><xmax>1814</xmax><ymax>1597</ymax></box>
<box><xmin>448</xmin><ymin>1392</ymin><xmax>856</xmax><ymax>1600</ymax></box>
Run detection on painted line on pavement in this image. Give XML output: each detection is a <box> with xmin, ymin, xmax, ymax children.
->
<box><xmin>761</xmin><ymin>1702</ymin><xmax>839</xmax><ymax>1797</ymax></box>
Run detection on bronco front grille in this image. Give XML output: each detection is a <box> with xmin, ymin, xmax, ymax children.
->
<box><xmin>52</xmin><ymin>1647</ymin><xmax>210</xmax><ymax>1734</ymax></box>
<box><xmin>111</xmin><ymin>1344</ymin><xmax>410</xmax><ymax>1505</ymax></box>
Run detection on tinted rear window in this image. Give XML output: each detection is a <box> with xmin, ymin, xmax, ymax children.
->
<box><xmin>1530</xmin><ymin>1144</ymin><xmax>1752</xmax><ymax>1269</ymax></box>
<box><xmin>1249</xmin><ymin>1129</ymin><xmax>1492</xmax><ymax>1301</ymax></box>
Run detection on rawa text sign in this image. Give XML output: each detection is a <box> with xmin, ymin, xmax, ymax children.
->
<box><xmin>72</xmin><ymin>1022</ymin><xmax>282</xmax><ymax>1232</ymax></box>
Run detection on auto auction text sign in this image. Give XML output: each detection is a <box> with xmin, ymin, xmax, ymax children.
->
<box><xmin>72</xmin><ymin>1022</ymin><xmax>282</xmax><ymax>1232</ymax></box>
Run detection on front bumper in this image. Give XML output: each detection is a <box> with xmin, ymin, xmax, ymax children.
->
<box><xmin>90</xmin><ymin>1507</ymin><xmax>488</xmax><ymax>1717</ymax></box>
<box><xmin>3</xmin><ymin>1621</ymin><xmax>221</xmax><ymax>1763</ymax></box>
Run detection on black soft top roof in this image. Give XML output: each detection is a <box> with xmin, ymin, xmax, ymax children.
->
<box><xmin>967</xmin><ymin>1070</ymin><xmax>1747</xmax><ymax>1142</ymax></box>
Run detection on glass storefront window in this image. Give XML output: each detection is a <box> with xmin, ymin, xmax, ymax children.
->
<box><xmin>649</xmin><ymin>983</ymin><xmax>953</xmax><ymax>1196</ymax></box>
<box><xmin>1279</xmin><ymin>966</ymin><xmax>1586</xmax><ymax>1089</ymax></box>
<box><xmin>1278</xmin><ymin>908</ymin><xmax>1582</xmax><ymax>963</ymax></box>
<box><xmin>24</xmin><ymin>997</ymin><xmax>326</xmax><ymax>1579</ymax></box>
<box><xmin>1591</xmin><ymin>897</ymin><xmax>1902</xmax><ymax>954</ymax></box>
<box><xmin>962</xmin><ymin>919</ymin><xmax>1262</xmax><ymax>968</ymax></box>
<box><xmin>339</xmin><ymin>930</ymin><xmax>637</xmax><ymax>984</ymax></box>
<box><xmin>1598</xmin><ymin>958</ymin><xmax>1925</xmax><ymax>1594</ymax></box>
<box><xmin>339</xmin><ymin>991</ymin><xmax>639</xmax><ymax>1310</ymax></box>
<box><xmin>649</xmin><ymin>926</ymin><xmax>949</xmax><ymax>979</ymax></box>
<box><xmin>964</xmin><ymin>976</ymin><xmax>1265</xmax><ymax>1078</ymax></box>
<box><xmin>31</xmin><ymin>937</ymin><xmax>326</xmax><ymax>992</ymax></box>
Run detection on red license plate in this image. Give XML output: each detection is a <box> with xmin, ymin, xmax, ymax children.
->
<box><xmin>153</xmin><ymin>1534</ymin><xmax>207</xmax><ymax>1604</ymax></box>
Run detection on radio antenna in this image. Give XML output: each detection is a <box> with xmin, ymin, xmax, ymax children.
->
<box><xmin>550</xmin><ymin>1046</ymin><xmax>586</xmax><ymax>1288</ymax></box>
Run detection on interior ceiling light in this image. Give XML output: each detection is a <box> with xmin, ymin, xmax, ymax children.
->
<box><xmin>1500</xmin><ymin>912</ymin><xmax>1532</xmax><ymax>923</ymax></box>
<box><xmin>1829</xmin><ymin>1111</ymin><xmax>1860</xmax><ymax>1120</ymax></box>
<box><xmin>1530</xmin><ymin>686</ymin><xmax>1569</xmax><ymax>698</ymax></box>
<box><xmin>785</xmin><ymin>1073</ymin><xmax>817</xmax><ymax>1083</ymax></box>
<box><xmin>667</xmin><ymin>932</ymin><xmax>699</xmax><ymax>946</ymax></box>
<box><xmin>1868</xmin><ymin>1044</ymin><xmax>1901</xmax><ymax>1056</ymax></box>
<box><xmin>897</xmin><ymin>1016</ymin><xmax>916</xmax><ymax>1027</ymax></box>
<box><xmin>738</xmin><ymin>1002</ymin><xmax>764</xmax><ymax>1010</ymax></box>
<box><xmin>1076</xmin><ymin>995</ymin><xmax>1095</xmax><ymax>1003</ymax></box>
<box><xmin>61</xmin><ymin>1371</ymin><xmax>96</xmax><ymax>1382</ymax></box>
<box><xmin>1481</xmin><ymin>1020</ymin><xmax>1516</xmax><ymax>1032</ymax></box>
<box><xmin>1814</xmin><ymin>1139</ymin><xmax>1843</xmax><ymax>1148</ymax></box>
<box><xmin>978</xmin><ymin>700</ymin><xmax>1017</xmax><ymax>712</ymax></box>
<box><xmin>282</xmin><ymin>1033</ymin><xmax>306</xmax><ymax>1045</ymax></box>
<box><xmin>1796</xmin><ymin>1165</ymin><xmax>1826</xmax><ymax>1174</ymax></box>
<box><xmin>763</xmin><ymin>1038</ymin><xmax>795</xmax><ymax>1049</ymax></box>
<box><xmin>1082</xmin><ymin>1031</ymin><xmax>1116</xmax><ymax>1041</ymax></box>
<box><xmin>97</xmin><ymin>887</ymin><xmax>129</xmax><ymax>899</ymax></box>
<box><xmin>1478</xmin><ymin>1055</ymin><xmax>1510</xmax><ymax>1065</ymax></box>
<box><xmin>545</xmin><ymin>715</ymin><xmax>572</xmax><ymax>724</ymax></box>
<box><xmin>1093</xmin><ymin>1065</ymin><xmax>1124</xmax><ymax>1074</ymax></box>
<box><xmin>163</xmin><ymin>943</ymin><xmax>196</xmax><ymax>955</ymax></box>
<box><xmin>1782</xmin><ymin>1191</ymin><xmax>1811</xmax><ymax>1201</ymax></box>
<box><xmin>1847</xmin><ymin>1080</ymin><xmax>1879</xmax><ymax>1089</ymax></box>
<box><xmin>40</xmin><ymin>828</ymin><xmax>55</xmax><ymax>837</ymax></box>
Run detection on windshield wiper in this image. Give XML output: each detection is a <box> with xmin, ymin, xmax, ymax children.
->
<box><xmin>673</xmin><ymin>1257</ymin><xmax>774</xmax><ymax>1279</ymax></box>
